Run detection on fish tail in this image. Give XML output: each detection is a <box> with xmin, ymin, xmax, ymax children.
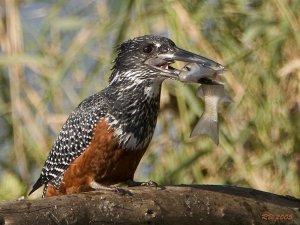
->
<box><xmin>190</xmin><ymin>114</ymin><xmax>219</xmax><ymax>144</ymax></box>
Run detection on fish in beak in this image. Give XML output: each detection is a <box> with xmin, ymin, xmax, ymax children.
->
<box><xmin>171</xmin><ymin>57</ymin><xmax>232</xmax><ymax>145</ymax></box>
<box><xmin>179</xmin><ymin>62</ymin><xmax>224</xmax><ymax>84</ymax></box>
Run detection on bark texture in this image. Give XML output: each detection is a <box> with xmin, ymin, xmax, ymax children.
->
<box><xmin>0</xmin><ymin>185</ymin><xmax>299</xmax><ymax>225</ymax></box>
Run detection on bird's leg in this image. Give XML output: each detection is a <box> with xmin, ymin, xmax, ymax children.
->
<box><xmin>125</xmin><ymin>179</ymin><xmax>162</xmax><ymax>188</ymax></box>
<box><xmin>90</xmin><ymin>181</ymin><xmax>116</xmax><ymax>190</ymax></box>
<box><xmin>89</xmin><ymin>181</ymin><xmax>130</xmax><ymax>195</ymax></box>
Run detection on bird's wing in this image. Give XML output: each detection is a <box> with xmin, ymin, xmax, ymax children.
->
<box><xmin>29</xmin><ymin>92</ymin><xmax>108</xmax><ymax>194</ymax></box>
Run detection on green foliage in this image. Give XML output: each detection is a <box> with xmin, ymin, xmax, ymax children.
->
<box><xmin>0</xmin><ymin>0</ymin><xmax>299</xmax><ymax>200</ymax></box>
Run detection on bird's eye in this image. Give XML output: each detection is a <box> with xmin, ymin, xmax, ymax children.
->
<box><xmin>142</xmin><ymin>44</ymin><xmax>154</xmax><ymax>54</ymax></box>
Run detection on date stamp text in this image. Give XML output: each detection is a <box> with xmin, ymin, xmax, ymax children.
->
<box><xmin>261</xmin><ymin>213</ymin><xmax>293</xmax><ymax>221</ymax></box>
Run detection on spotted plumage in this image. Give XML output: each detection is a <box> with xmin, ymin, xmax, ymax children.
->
<box><xmin>29</xmin><ymin>35</ymin><xmax>224</xmax><ymax>197</ymax></box>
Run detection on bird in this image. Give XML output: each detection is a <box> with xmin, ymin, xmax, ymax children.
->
<box><xmin>29</xmin><ymin>35</ymin><xmax>224</xmax><ymax>197</ymax></box>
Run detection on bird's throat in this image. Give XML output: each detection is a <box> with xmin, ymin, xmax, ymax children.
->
<box><xmin>106</xmin><ymin>78</ymin><xmax>162</xmax><ymax>151</ymax></box>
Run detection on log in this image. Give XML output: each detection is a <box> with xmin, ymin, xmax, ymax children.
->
<box><xmin>0</xmin><ymin>185</ymin><xmax>299</xmax><ymax>225</ymax></box>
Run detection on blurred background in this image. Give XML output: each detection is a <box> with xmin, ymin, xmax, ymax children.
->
<box><xmin>0</xmin><ymin>0</ymin><xmax>299</xmax><ymax>200</ymax></box>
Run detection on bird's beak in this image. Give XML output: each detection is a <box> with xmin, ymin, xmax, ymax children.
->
<box><xmin>168</xmin><ymin>47</ymin><xmax>223</xmax><ymax>69</ymax></box>
<box><xmin>156</xmin><ymin>47</ymin><xmax>224</xmax><ymax>80</ymax></box>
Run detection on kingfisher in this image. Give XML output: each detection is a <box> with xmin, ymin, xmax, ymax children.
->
<box><xmin>29</xmin><ymin>35</ymin><xmax>224</xmax><ymax>197</ymax></box>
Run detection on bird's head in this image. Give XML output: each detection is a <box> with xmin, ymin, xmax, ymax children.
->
<box><xmin>110</xmin><ymin>35</ymin><xmax>223</xmax><ymax>83</ymax></box>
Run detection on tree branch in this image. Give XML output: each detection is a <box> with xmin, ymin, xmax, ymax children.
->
<box><xmin>0</xmin><ymin>185</ymin><xmax>299</xmax><ymax>225</ymax></box>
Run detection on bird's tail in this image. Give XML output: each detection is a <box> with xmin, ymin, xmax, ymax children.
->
<box><xmin>190</xmin><ymin>114</ymin><xmax>219</xmax><ymax>144</ymax></box>
<box><xmin>28</xmin><ymin>176</ymin><xmax>43</xmax><ymax>196</ymax></box>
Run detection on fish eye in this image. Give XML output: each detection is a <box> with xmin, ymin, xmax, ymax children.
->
<box><xmin>142</xmin><ymin>43</ymin><xmax>155</xmax><ymax>54</ymax></box>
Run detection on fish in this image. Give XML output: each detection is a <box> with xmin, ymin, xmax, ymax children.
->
<box><xmin>179</xmin><ymin>62</ymin><xmax>225</xmax><ymax>83</ymax></box>
<box><xmin>178</xmin><ymin>62</ymin><xmax>232</xmax><ymax>144</ymax></box>
<box><xmin>191</xmin><ymin>84</ymin><xmax>232</xmax><ymax>144</ymax></box>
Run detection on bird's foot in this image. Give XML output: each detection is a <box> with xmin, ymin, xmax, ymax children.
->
<box><xmin>89</xmin><ymin>181</ymin><xmax>131</xmax><ymax>195</ymax></box>
<box><xmin>140</xmin><ymin>180</ymin><xmax>159</xmax><ymax>187</ymax></box>
<box><xmin>125</xmin><ymin>180</ymin><xmax>164</xmax><ymax>189</ymax></box>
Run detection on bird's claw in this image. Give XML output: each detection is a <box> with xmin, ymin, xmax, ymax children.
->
<box><xmin>112</xmin><ymin>186</ymin><xmax>132</xmax><ymax>195</ymax></box>
<box><xmin>89</xmin><ymin>181</ymin><xmax>131</xmax><ymax>195</ymax></box>
<box><xmin>140</xmin><ymin>180</ymin><xmax>159</xmax><ymax>187</ymax></box>
<box><xmin>125</xmin><ymin>180</ymin><xmax>164</xmax><ymax>189</ymax></box>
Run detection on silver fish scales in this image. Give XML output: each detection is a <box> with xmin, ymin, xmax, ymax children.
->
<box><xmin>179</xmin><ymin>62</ymin><xmax>232</xmax><ymax>144</ymax></box>
<box><xmin>191</xmin><ymin>84</ymin><xmax>232</xmax><ymax>144</ymax></box>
